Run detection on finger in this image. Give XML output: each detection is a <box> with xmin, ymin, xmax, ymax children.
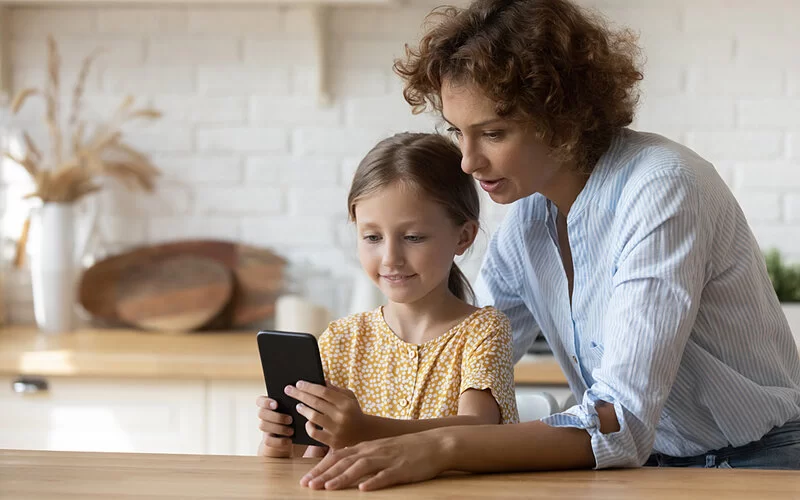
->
<box><xmin>358</xmin><ymin>467</ymin><xmax>404</xmax><ymax>491</ymax></box>
<box><xmin>258</xmin><ymin>420</ymin><xmax>294</xmax><ymax>436</ymax></box>
<box><xmin>300</xmin><ymin>448</ymin><xmax>357</xmax><ymax>487</ymax></box>
<box><xmin>305</xmin><ymin>420</ymin><xmax>334</xmax><ymax>446</ymax></box>
<box><xmin>256</xmin><ymin>396</ymin><xmax>279</xmax><ymax>409</ymax></box>
<box><xmin>264</xmin><ymin>434</ymin><xmax>292</xmax><ymax>449</ymax></box>
<box><xmin>307</xmin><ymin>453</ymin><xmax>378</xmax><ymax>490</ymax></box>
<box><xmin>320</xmin><ymin>456</ymin><xmax>385</xmax><ymax>491</ymax></box>
<box><xmin>257</xmin><ymin>408</ymin><xmax>292</xmax><ymax>425</ymax></box>
<box><xmin>285</xmin><ymin>385</ymin><xmax>335</xmax><ymax>415</ymax></box>
<box><xmin>296</xmin><ymin>403</ymin><xmax>333</xmax><ymax>429</ymax></box>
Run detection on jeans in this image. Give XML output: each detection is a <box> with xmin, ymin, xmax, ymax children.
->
<box><xmin>645</xmin><ymin>421</ymin><xmax>800</xmax><ymax>470</ymax></box>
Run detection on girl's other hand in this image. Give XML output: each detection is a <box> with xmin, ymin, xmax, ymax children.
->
<box><xmin>256</xmin><ymin>395</ymin><xmax>294</xmax><ymax>458</ymax></box>
<box><xmin>285</xmin><ymin>382</ymin><xmax>369</xmax><ymax>449</ymax></box>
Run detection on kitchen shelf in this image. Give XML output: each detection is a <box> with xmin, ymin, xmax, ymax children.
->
<box><xmin>0</xmin><ymin>325</ymin><xmax>568</xmax><ymax>384</ymax></box>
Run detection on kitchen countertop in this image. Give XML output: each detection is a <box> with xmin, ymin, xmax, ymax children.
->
<box><xmin>2</xmin><ymin>449</ymin><xmax>798</xmax><ymax>499</ymax></box>
<box><xmin>0</xmin><ymin>326</ymin><xmax>568</xmax><ymax>385</ymax></box>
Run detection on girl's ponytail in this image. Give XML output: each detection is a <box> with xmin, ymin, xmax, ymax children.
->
<box><xmin>447</xmin><ymin>262</ymin><xmax>475</xmax><ymax>304</ymax></box>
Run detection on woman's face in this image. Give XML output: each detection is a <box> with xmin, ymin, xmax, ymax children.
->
<box><xmin>441</xmin><ymin>80</ymin><xmax>567</xmax><ymax>205</ymax></box>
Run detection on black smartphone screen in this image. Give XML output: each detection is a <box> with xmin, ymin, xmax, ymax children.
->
<box><xmin>256</xmin><ymin>330</ymin><xmax>327</xmax><ymax>447</ymax></box>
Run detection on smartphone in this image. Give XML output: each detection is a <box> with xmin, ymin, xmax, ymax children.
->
<box><xmin>256</xmin><ymin>330</ymin><xmax>326</xmax><ymax>447</ymax></box>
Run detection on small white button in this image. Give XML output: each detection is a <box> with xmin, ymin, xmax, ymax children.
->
<box><xmin>409</xmin><ymin>350</ymin><xmax>417</xmax><ymax>359</ymax></box>
<box><xmin>400</xmin><ymin>399</ymin><xmax>409</xmax><ymax>407</ymax></box>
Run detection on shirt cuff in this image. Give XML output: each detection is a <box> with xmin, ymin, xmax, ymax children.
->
<box><xmin>541</xmin><ymin>391</ymin><xmax>645</xmax><ymax>469</ymax></box>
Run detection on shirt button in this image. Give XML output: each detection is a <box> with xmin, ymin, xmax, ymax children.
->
<box><xmin>572</xmin><ymin>355</ymin><xmax>578</xmax><ymax>364</ymax></box>
<box><xmin>409</xmin><ymin>350</ymin><xmax>416</xmax><ymax>359</ymax></box>
<box><xmin>400</xmin><ymin>399</ymin><xmax>408</xmax><ymax>407</ymax></box>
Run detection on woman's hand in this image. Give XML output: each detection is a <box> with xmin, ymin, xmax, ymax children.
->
<box><xmin>300</xmin><ymin>430</ymin><xmax>451</xmax><ymax>491</ymax></box>
<box><xmin>285</xmin><ymin>381</ymin><xmax>370</xmax><ymax>449</ymax></box>
<box><xmin>255</xmin><ymin>395</ymin><xmax>294</xmax><ymax>458</ymax></box>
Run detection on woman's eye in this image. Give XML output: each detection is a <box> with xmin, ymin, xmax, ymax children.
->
<box><xmin>484</xmin><ymin>131</ymin><xmax>504</xmax><ymax>140</ymax></box>
<box><xmin>363</xmin><ymin>235</ymin><xmax>380</xmax><ymax>242</ymax></box>
<box><xmin>446</xmin><ymin>127</ymin><xmax>463</xmax><ymax>138</ymax></box>
<box><xmin>405</xmin><ymin>235</ymin><xmax>425</xmax><ymax>243</ymax></box>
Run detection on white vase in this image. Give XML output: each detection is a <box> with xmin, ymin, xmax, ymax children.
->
<box><xmin>781</xmin><ymin>303</ymin><xmax>800</xmax><ymax>346</ymax></box>
<box><xmin>29</xmin><ymin>202</ymin><xmax>95</xmax><ymax>334</ymax></box>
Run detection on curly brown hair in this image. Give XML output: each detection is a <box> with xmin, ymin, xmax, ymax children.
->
<box><xmin>394</xmin><ymin>0</ymin><xmax>643</xmax><ymax>173</ymax></box>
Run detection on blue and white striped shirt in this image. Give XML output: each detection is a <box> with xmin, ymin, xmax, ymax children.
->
<box><xmin>475</xmin><ymin>128</ymin><xmax>800</xmax><ymax>469</ymax></box>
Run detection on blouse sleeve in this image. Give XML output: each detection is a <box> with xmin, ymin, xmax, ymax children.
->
<box><xmin>460</xmin><ymin>309</ymin><xmax>520</xmax><ymax>424</ymax></box>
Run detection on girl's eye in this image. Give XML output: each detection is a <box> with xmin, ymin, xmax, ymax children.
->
<box><xmin>405</xmin><ymin>235</ymin><xmax>425</xmax><ymax>243</ymax></box>
<box><xmin>363</xmin><ymin>235</ymin><xmax>381</xmax><ymax>242</ymax></box>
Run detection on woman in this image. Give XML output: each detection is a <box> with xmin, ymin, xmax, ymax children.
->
<box><xmin>300</xmin><ymin>0</ymin><xmax>800</xmax><ymax>490</ymax></box>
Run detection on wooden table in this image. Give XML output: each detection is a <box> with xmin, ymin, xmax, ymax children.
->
<box><xmin>2</xmin><ymin>449</ymin><xmax>798</xmax><ymax>499</ymax></box>
<box><xmin>0</xmin><ymin>326</ymin><xmax>567</xmax><ymax>385</ymax></box>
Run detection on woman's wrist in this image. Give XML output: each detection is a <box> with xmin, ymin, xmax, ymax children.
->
<box><xmin>430</xmin><ymin>426</ymin><xmax>461</xmax><ymax>471</ymax></box>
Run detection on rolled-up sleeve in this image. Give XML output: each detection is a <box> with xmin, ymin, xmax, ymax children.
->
<box><xmin>543</xmin><ymin>169</ymin><xmax>711</xmax><ymax>469</ymax></box>
<box><xmin>475</xmin><ymin>209</ymin><xmax>542</xmax><ymax>363</ymax></box>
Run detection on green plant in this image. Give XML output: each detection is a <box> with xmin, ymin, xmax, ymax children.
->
<box><xmin>764</xmin><ymin>249</ymin><xmax>800</xmax><ymax>303</ymax></box>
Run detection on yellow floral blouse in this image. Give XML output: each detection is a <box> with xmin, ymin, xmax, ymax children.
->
<box><xmin>318</xmin><ymin>306</ymin><xmax>519</xmax><ymax>424</ymax></box>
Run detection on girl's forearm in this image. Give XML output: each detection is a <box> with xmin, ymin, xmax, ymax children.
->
<box><xmin>436</xmin><ymin>420</ymin><xmax>596</xmax><ymax>472</ymax></box>
<box><xmin>364</xmin><ymin>414</ymin><xmax>496</xmax><ymax>441</ymax></box>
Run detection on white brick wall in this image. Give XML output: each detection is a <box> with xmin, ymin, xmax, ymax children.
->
<box><xmin>2</xmin><ymin>0</ymin><xmax>799</xmax><ymax>322</ymax></box>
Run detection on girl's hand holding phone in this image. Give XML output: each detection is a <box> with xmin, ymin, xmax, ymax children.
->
<box><xmin>256</xmin><ymin>395</ymin><xmax>294</xmax><ymax>457</ymax></box>
<box><xmin>285</xmin><ymin>381</ymin><xmax>370</xmax><ymax>449</ymax></box>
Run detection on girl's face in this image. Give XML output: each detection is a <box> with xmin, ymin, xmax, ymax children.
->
<box><xmin>440</xmin><ymin>80</ymin><xmax>569</xmax><ymax>205</ymax></box>
<box><xmin>354</xmin><ymin>182</ymin><xmax>477</xmax><ymax>305</ymax></box>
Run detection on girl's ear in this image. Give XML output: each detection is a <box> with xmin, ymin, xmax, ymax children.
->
<box><xmin>455</xmin><ymin>220</ymin><xmax>479</xmax><ymax>256</ymax></box>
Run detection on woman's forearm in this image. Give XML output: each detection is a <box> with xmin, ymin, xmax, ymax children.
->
<box><xmin>437</xmin><ymin>420</ymin><xmax>596</xmax><ymax>472</ymax></box>
<box><xmin>364</xmin><ymin>414</ymin><xmax>495</xmax><ymax>441</ymax></box>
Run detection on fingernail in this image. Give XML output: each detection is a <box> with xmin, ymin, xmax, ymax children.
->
<box><xmin>284</xmin><ymin>386</ymin><xmax>293</xmax><ymax>394</ymax></box>
<box><xmin>297</xmin><ymin>380</ymin><xmax>306</xmax><ymax>389</ymax></box>
<box><xmin>296</xmin><ymin>403</ymin><xmax>303</xmax><ymax>411</ymax></box>
<box><xmin>269</xmin><ymin>401</ymin><xmax>276</xmax><ymax>409</ymax></box>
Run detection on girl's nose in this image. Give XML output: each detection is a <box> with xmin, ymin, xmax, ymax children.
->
<box><xmin>381</xmin><ymin>240</ymin><xmax>404</xmax><ymax>267</ymax></box>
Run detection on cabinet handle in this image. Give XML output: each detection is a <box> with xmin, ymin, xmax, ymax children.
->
<box><xmin>12</xmin><ymin>376</ymin><xmax>49</xmax><ymax>394</ymax></box>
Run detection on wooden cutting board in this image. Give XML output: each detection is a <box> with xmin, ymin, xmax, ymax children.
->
<box><xmin>116</xmin><ymin>255</ymin><xmax>233</xmax><ymax>332</ymax></box>
<box><xmin>79</xmin><ymin>240</ymin><xmax>287</xmax><ymax>328</ymax></box>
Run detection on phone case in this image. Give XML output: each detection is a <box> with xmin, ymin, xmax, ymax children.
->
<box><xmin>256</xmin><ymin>330</ymin><xmax>326</xmax><ymax>447</ymax></box>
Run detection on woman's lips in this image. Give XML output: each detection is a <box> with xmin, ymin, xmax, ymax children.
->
<box><xmin>479</xmin><ymin>179</ymin><xmax>505</xmax><ymax>193</ymax></box>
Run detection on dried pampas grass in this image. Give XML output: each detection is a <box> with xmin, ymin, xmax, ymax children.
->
<box><xmin>5</xmin><ymin>35</ymin><xmax>162</xmax><ymax>204</ymax></box>
<box><xmin>5</xmin><ymin>35</ymin><xmax>163</xmax><ymax>267</ymax></box>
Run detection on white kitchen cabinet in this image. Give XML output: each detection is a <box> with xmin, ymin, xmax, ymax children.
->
<box><xmin>206</xmin><ymin>380</ymin><xmax>265</xmax><ymax>456</ymax></box>
<box><xmin>0</xmin><ymin>376</ymin><xmax>206</xmax><ymax>454</ymax></box>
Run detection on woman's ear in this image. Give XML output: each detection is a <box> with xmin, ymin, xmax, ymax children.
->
<box><xmin>455</xmin><ymin>220</ymin><xmax>479</xmax><ymax>256</ymax></box>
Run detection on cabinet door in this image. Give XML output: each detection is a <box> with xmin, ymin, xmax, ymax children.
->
<box><xmin>207</xmin><ymin>380</ymin><xmax>265</xmax><ymax>456</ymax></box>
<box><xmin>0</xmin><ymin>376</ymin><xmax>206</xmax><ymax>454</ymax></box>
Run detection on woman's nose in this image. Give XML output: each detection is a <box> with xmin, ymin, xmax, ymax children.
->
<box><xmin>460</xmin><ymin>140</ymin><xmax>486</xmax><ymax>175</ymax></box>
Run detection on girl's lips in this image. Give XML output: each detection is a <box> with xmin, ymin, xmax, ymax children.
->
<box><xmin>479</xmin><ymin>179</ymin><xmax>505</xmax><ymax>193</ymax></box>
<box><xmin>381</xmin><ymin>274</ymin><xmax>416</xmax><ymax>284</ymax></box>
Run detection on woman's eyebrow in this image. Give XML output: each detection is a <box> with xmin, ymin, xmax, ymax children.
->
<box><xmin>442</xmin><ymin>115</ymin><xmax>506</xmax><ymax>129</ymax></box>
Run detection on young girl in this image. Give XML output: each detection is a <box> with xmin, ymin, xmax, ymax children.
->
<box><xmin>256</xmin><ymin>132</ymin><xmax>519</xmax><ymax>459</ymax></box>
<box><xmin>301</xmin><ymin>0</ymin><xmax>800</xmax><ymax>490</ymax></box>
